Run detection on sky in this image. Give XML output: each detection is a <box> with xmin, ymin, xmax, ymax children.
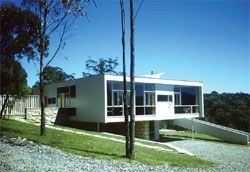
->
<box><xmin>3</xmin><ymin>0</ymin><xmax>250</xmax><ymax>93</ymax></box>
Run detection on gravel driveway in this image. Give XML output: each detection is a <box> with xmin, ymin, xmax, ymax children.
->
<box><xmin>0</xmin><ymin>136</ymin><xmax>249</xmax><ymax>172</ymax></box>
<box><xmin>167</xmin><ymin>139</ymin><xmax>250</xmax><ymax>172</ymax></box>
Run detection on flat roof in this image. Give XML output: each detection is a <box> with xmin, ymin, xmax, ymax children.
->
<box><xmin>43</xmin><ymin>74</ymin><xmax>203</xmax><ymax>87</ymax></box>
<box><xmin>104</xmin><ymin>74</ymin><xmax>203</xmax><ymax>87</ymax></box>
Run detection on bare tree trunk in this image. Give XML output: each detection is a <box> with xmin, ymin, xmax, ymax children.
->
<box><xmin>129</xmin><ymin>0</ymin><xmax>135</xmax><ymax>159</ymax></box>
<box><xmin>39</xmin><ymin>54</ymin><xmax>45</xmax><ymax>136</ymax></box>
<box><xmin>120</xmin><ymin>0</ymin><xmax>130</xmax><ymax>158</ymax></box>
<box><xmin>39</xmin><ymin>1</ymin><xmax>48</xmax><ymax>136</ymax></box>
<box><xmin>0</xmin><ymin>94</ymin><xmax>9</xmax><ymax>119</ymax></box>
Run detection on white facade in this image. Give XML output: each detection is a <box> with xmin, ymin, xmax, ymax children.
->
<box><xmin>42</xmin><ymin>75</ymin><xmax>204</xmax><ymax>123</ymax></box>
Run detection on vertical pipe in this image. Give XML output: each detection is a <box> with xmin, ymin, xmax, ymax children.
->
<box><xmin>192</xmin><ymin>118</ymin><xmax>194</xmax><ymax>140</ymax></box>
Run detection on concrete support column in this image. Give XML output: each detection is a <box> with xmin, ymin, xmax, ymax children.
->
<box><xmin>149</xmin><ymin>121</ymin><xmax>160</xmax><ymax>140</ymax></box>
<box><xmin>135</xmin><ymin>121</ymin><xmax>149</xmax><ymax>139</ymax></box>
<box><xmin>135</xmin><ymin>121</ymin><xmax>160</xmax><ymax>140</ymax></box>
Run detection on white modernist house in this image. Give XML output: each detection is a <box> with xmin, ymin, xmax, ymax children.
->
<box><xmin>42</xmin><ymin>74</ymin><xmax>204</xmax><ymax>125</ymax></box>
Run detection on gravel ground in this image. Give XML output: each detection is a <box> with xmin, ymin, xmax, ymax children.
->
<box><xmin>167</xmin><ymin>140</ymin><xmax>250</xmax><ymax>172</ymax></box>
<box><xmin>0</xmin><ymin>136</ymin><xmax>249</xmax><ymax>172</ymax></box>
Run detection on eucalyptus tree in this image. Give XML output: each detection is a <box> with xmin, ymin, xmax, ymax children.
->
<box><xmin>0</xmin><ymin>57</ymin><xmax>28</xmax><ymax>118</ymax></box>
<box><xmin>33</xmin><ymin>66</ymin><xmax>75</xmax><ymax>87</ymax></box>
<box><xmin>119</xmin><ymin>0</ymin><xmax>130</xmax><ymax>158</ymax></box>
<box><xmin>129</xmin><ymin>0</ymin><xmax>135</xmax><ymax>159</ymax></box>
<box><xmin>82</xmin><ymin>57</ymin><xmax>120</xmax><ymax>77</ymax></box>
<box><xmin>0</xmin><ymin>3</ymin><xmax>39</xmax><ymax>117</ymax></box>
<box><xmin>0</xmin><ymin>3</ymin><xmax>39</xmax><ymax>61</ymax></box>
<box><xmin>22</xmin><ymin>0</ymin><xmax>93</xmax><ymax>136</ymax></box>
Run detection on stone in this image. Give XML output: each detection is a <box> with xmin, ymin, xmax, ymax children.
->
<box><xmin>25</xmin><ymin>107</ymin><xmax>59</xmax><ymax>125</ymax></box>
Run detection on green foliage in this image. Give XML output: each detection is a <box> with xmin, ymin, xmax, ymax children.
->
<box><xmin>0</xmin><ymin>58</ymin><xmax>27</xmax><ymax>96</ymax></box>
<box><xmin>0</xmin><ymin>58</ymin><xmax>28</xmax><ymax>117</ymax></box>
<box><xmin>33</xmin><ymin>66</ymin><xmax>75</xmax><ymax>87</ymax></box>
<box><xmin>0</xmin><ymin>119</ymin><xmax>214</xmax><ymax>167</ymax></box>
<box><xmin>0</xmin><ymin>3</ymin><xmax>39</xmax><ymax>60</ymax></box>
<box><xmin>82</xmin><ymin>57</ymin><xmax>121</xmax><ymax>77</ymax></box>
<box><xmin>204</xmin><ymin>91</ymin><xmax>250</xmax><ymax>132</ymax></box>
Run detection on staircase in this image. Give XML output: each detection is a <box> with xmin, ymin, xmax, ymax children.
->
<box><xmin>173</xmin><ymin>118</ymin><xmax>250</xmax><ymax>145</ymax></box>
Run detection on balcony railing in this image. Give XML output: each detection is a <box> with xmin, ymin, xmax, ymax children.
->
<box><xmin>174</xmin><ymin>105</ymin><xmax>199</xmax><ymax>114</ymax></box>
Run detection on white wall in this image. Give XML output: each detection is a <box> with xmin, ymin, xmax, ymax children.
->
<box><xmin>155</xmin><ymin>90</ymin><xmax>174</xmax><ymax>118</ymax></box>
<box><xmin>44</xmin><ymin>77</ymin><xmax>105</xmax><ymax>123</ymax></box>
<box><xmin>75</xmin><ymin>75</ymin><xmax>105</xmax><ymax>123</ymax></box>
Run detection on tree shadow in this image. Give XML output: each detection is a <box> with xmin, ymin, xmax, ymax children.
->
<box><xmin>158</xmin><ymin>135</ymin><xmax>186</xmax><ymax>142</ymax></box>
<box><xmin>62</xmin><ymin>146</ymin><xmax>125</xmax><ymax>159</ymax></box>
<box><xmin>159</xmin><ymin>134</ymin><xmax>226</xmax><ymax>144</ymax></box>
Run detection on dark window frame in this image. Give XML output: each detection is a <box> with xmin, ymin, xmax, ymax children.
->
<box><xmin>48</xmin><ymin>97</ymin><xmax>56</xmax><ymax>104</ymax></box>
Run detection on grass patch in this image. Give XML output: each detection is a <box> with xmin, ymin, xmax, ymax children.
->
<box><xmin>55</xmin><ymin>125</ymin><xmax>173</xmax><ymax>150</ymax></box>
<box><xmin>0</xmin><ymin>119</ymin><xmax>215</xmax><ymax>167</ymax></box>
<box><xmin>160</xmin><ymin>130</ymin><xmax>222</xmax><ymax>142</ymax></box>
<box><xmin>160</xmin><ymin>130</ymin><xmax>249</xmax><ymax>147</ymax></box>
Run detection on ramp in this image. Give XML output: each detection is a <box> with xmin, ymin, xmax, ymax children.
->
<box><xmin>173</xmin><ymin>118</ymin><xmax>250</xmax><ymax>145</ymax></box>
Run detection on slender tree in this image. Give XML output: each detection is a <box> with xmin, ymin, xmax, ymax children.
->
<box><xmin>129</xmin><ymin>0</ymin><xmax>135</xmax><ymax>159</ymax></box>
<box><xmin>22</xmin><ymin>0</ymin><xmax>91</xmax><ymax>136</ymax></box>
<box><xmin>119</xmin><ymin>0</ymin><xmax>130</xmax><ymax>158</ymax></box>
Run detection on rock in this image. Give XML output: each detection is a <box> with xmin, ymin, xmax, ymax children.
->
<box><xmin>26</xmin><ymin>107</ymin><xmax>59</xmax><ymax>125</ymax></box>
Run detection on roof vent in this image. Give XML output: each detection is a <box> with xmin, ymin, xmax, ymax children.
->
<box><xmin>144</xmin><ymin>71</ymin><xmax>164</xmax><ymax>79</ymax></box>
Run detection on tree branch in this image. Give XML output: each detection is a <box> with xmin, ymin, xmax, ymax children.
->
<box><xmin>134</xmin><ymin>0</ymin><xmax>144</xmax><ymax>20</ymax></box>
<box><xmin>44</xmin><ymin>21</ymin><xmax>67</xmax><ymax>69</ymax></box>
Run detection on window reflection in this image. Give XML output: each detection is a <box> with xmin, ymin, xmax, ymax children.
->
<box><xmin>107</xmin><ymin>81</ymin><xmax>156</xmax><ymax>116</ymax></box>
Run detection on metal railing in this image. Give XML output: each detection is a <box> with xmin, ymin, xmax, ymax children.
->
<box><xmin>174</xmin><ymin>105</ymin><xmax>199</xmax><ymax>114</ymax></box>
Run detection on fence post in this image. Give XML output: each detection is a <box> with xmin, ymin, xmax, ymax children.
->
<box><xmin>25</xmin><ymin>108</ymin><xmax>27</xmax><ymax>120</ymax></box>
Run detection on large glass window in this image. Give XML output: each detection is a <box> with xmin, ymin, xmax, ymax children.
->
<box><xmin>135</xmin><ymin>83</ymin><xmax>144</xmax><ymax>105</ymax></box>
<box><xmin>156</xmin><ymin>84</ymin><xmax>173</xmax><ymax>91</ymax></box>
<box><xmin>145</xmin><ymin>107</ymin><xmax>156</xmax><ymax>115</ymax></box>
<box><xmin>174</xmin><ymin>93</ymin><xmax>181</xmax><ymax>105</ymax></box>
<box><xmin>174</xmin><ymin>85</ymin><xmax>200</xmax><ymax>114</ymax></box>
<box><xmin>145</xmin><ymin>83</ymin><xmax>155</xmax><ymax>91</ymax></box>
<box><xmin>174</xmin><ymin>86</ymin><xmax>181</xmax><ymax>92</ymax></box>
<box><xmin>157</xmin><ymin>95</ymin><xmax>173</xmax><ymax>102</ymax></box>
<box><xmin>158</xmin><ymin>95</ymin><xmax>168</xmax><ymax>102</ymax></box>
<box><xmin>107</xmin><ymin>81</ymin><xmax>112</xmax><ymax>106</ymax></box>
<box><xmin>107</xmin><ymin>81</ymin><xmax>156</xmax><ymax>116</ymax></box>
<box><xmin>145</xmin><ymin>92</ymin><xmax>155</xmax><ymax>106</ymax></box>
<box><xmin>136</xmin><ymin>107</ymin><xmax>144</xmax><ymax>115</ymax></box>
<box><xmin>107</xmin><ymin>107</ymin><xmax>123</xmax><ymax>116</ymax></box>
<box><xmin>144</xmin><ymin>91</ymin><xmax>155</xmax><ymax>115</ymax></box>
<box><xmin>113</xmin><ymin>81</ymin><xmax>123</xmax><ymax>90</ymax></box>
<box><xmin>181</xmin><ymin>86</ymin><xmax>199</xmax><ymax>105</ymax></box>
<box><xmin>113</xmin><ymin>91</ymin><xmax>123</xmax><ymax>106</ymax></box>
